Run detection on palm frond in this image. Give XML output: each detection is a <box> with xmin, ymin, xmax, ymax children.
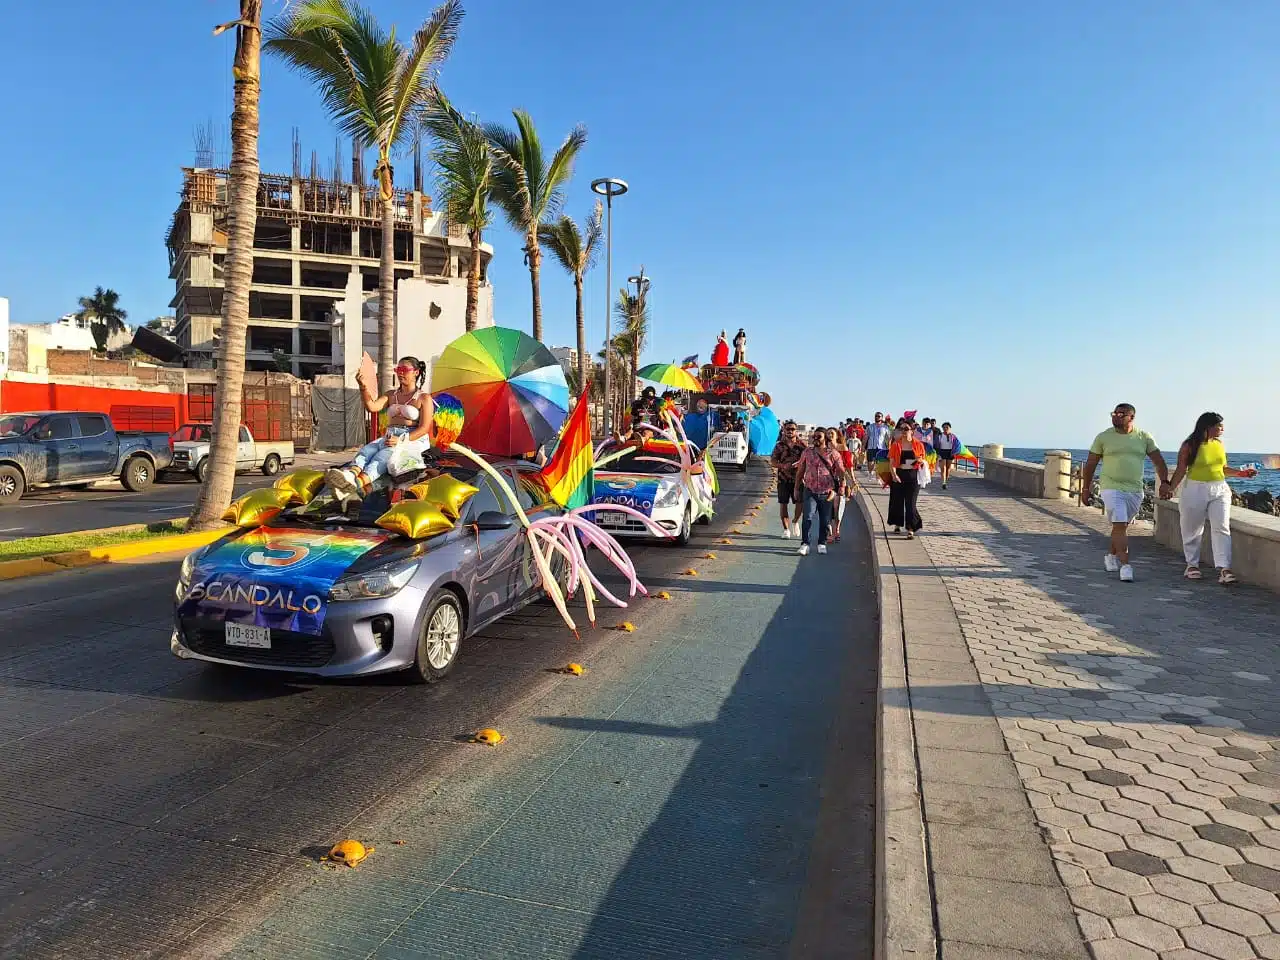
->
<box><xmin>420</xmin><ymin>86</ymin><xmax>492</xmax><ymax>231</ymax></box>
<box><xmin>582</xmin><ymin>200</ymin><xmax>604</xmax><ymax>270</ymax></box>
<box><xmin>267</xmin><ymin>0</ymin><xmax>460</xmax><ymax>169</ymax></box>
<box><xmin>537</xmin><ymin>215</ymin><xmax>582</xmax><ymax>275</ymax></box>
<box><xmin>389</xmin><ymin>0</ymin><xmax>463</xmax><ymax>152</ymax></box>
<box><xmin>539</xmin><ymin>124</ymin><xmax>587</xmax><ymax>222</ymax></box>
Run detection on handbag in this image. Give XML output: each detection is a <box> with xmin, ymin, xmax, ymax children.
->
<box><xmin>387</xmin><ymin>437</ymin><xmax>429</xmax><ymax>476</ymax></box>
<box><xmin>916</xmin><ymin>460</ymin><xmax>931</xmax><ymax>488</ymax></box>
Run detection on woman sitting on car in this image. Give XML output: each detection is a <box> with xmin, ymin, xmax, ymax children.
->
<box><xmin>327</xmin><ymin>357</ymin><xmax>435</xmax><ymax>498</ymax></box>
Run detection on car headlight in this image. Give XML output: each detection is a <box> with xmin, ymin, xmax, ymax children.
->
<box><xmin>176</xmin><ymin>546</ymin><xmax>207</xmax><ymax>600</ymax></box>
<box><xmin>654</xmin><ymin>483</ymin><xmax>684</xmax><ymax>508</ymax></box>
<box><xmin>329</xmin><ymin>557</ymin><xmax>421</xmax><ymax>602</ymax></box>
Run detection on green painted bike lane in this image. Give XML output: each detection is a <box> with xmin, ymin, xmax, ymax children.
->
<box><xmin>206</xmin><ymin>470</ymin><xmax>877</xmax><ymax>959</ymax></box>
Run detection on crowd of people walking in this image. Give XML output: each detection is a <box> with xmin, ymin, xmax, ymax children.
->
<box><xmin>770</xmin><ymin>412</ymin><xmax>967</xmax><ymax>555</ymax></box>
<box><xmin>770</xmin><ymin>403</ymin><xmax>1256</xmax><ymax>586</ymax></box>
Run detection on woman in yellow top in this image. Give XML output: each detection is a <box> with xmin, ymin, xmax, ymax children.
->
<box><xmin>1168</xmin><ymin>412</ymin><xmax>1256</xmax><ymax>585</ymax></box>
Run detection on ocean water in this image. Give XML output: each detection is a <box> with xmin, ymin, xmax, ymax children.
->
<box><xmin>1001</xmin><ymin>448</ymin><xmax>1279</xmax><ymax>495</ymax></box>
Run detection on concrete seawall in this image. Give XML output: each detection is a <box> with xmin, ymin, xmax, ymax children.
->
<box><xmin>980</xmin><ymin>446</ymin><xmax>1280</xmax><ymax>592</ymax></box>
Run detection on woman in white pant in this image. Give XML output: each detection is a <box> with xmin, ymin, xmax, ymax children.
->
<box><xmin>1168</xmin><ymin>412</ymin><xmax>1256</xmax><ymax>585</ymax></box>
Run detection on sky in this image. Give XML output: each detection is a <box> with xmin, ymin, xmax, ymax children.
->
<box><xmin>0</xmin><ymin>1</ymin><xmax>1277</xmax><ymax>449</ymax></box>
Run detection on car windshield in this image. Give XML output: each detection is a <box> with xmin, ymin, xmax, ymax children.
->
<box><xmin>0</xmin><ymin>415</ymin><xmax>42</xmax><ymax>438</ymax></box>
<box><xmin>291</xmin><ymin>457</ymin><xmax>482</xmax><ymax>527</ymax></box>
<box><xmin>599</xmin><ymin>448</ymin><xmax>683</xmax><ymax>475</ymax></box>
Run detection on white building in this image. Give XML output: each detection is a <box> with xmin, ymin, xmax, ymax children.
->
<box><xmin>550</xmin><ymin>346</ymin><xmax>578</xmax><ymax>379</ymax></box>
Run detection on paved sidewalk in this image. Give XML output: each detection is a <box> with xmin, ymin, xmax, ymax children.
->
<box><xmin>866</xmin><ymin>474</ymin><xmax>1280</xmax><ymax>960</ymax></box>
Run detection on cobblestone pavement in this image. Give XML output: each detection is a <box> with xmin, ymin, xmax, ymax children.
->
<box><xmin>918</xmin><ymin>480</ymin><xmax>1280</xmax><ymax>960</ymax></box>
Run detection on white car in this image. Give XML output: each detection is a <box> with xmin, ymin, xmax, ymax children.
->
<box><xmin>590</xmin><ymin>443</ymin><xmax>715</xmax><ymax>546</ymax></box>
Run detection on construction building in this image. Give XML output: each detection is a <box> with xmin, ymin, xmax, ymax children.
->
<box><xmin>166</xmin><ymin>144</ymin><xmax>493</xmax><ymax>379</ymax></box>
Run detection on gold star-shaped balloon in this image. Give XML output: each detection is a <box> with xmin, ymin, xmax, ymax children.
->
<box><xmin>222</xmin><ymin>487</ymin><xmax>293</xmax><ymax>527</ymax></box>
<box><xmin>375</xmin><ymin>500</ymin><xmax>455</xmax><ymax>539</ymax></box>
<box><xmin>273</xmin><ymin>469</ymin><xmax>326</xmax><ymax>505</ymax></box>
<box><xmin>407</xmin><ymin>474</ymin><xmax>479</xmax><ymax>521</ymax></box>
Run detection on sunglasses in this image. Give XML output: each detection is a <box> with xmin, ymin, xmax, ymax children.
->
<box><xmin>395</xmin><ymin>365</ymin><xmax>415</xmax><ymax>375</ymax></box>
<box><xmin>1111</xmin><ymin>410</ymin><xmax>1131</xmax><ymax>418</ymax></box>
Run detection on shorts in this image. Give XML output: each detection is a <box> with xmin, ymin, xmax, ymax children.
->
<box><xmin>777</xmin><ymin>477</ymin><xmax>802</xmax><ymax>505</ymax></box>
<box><xmin>1100</xmin><ymin>489</ymin><xmax>1143</xmax><ymax>524</ymax></box>
<box><xmin>938</xmin><ymin>450</ymin><xmax>954</xmax><ymax>462</ymax></box>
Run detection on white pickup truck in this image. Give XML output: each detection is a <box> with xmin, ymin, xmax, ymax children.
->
<box><xmin>166</xmin><ymin>424</ymin><xmax>295</xmax><ymax>483</ymax></box>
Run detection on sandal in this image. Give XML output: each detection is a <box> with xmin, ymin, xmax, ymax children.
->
<box><xmin>1184</xmin><ymin>566</ymin><xmax>1202</xmax><ymax>580</ymax></box>
<box><xmin>1219</xmin><ymin>570</ymin><xmax>1238</xmax><ymax>585</ymax></box>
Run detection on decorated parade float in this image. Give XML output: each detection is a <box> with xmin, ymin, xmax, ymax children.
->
<box><xmin>171</xmin><ymin>328</ymin><xmax>727</xmax><ymax>683</ymax></box>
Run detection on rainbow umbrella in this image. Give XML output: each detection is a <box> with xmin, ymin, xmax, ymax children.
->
<box><xmin>432</xmin><ymin>327</ymin><xmax>568</xmax><ymax>456</ymax></box>
<box><xmin>637</xmin><ymin>362</ymin><xmax>703</xmax><ymax>392</ymax></box>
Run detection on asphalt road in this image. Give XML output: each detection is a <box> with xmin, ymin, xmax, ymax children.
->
<box><xmin>0</xmin><ymin>464</ymin><xmax>877</xmax><ymax>959</ymax></box>
<box><xmin>0</xmin><ymin>455</ymin><xmax>349</xmax><ymax>540</ymax></box>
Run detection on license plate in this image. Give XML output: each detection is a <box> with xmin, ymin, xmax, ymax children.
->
<box><xmin>225</xmin><ymin>622</ymin><xmax>271</xmax><ymax>649</ymax></box>
<box><xmin>597</xmin><ymin>512</ymin><xmax>624</xmax><ymax>526</ymax></box>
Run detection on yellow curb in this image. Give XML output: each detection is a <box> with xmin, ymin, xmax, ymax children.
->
<box><xmin>0</xmin><ymin>558</ymin><xmax>63</xmax><ymax>581</ymax></box>
<box><xmin>88</xmin><ymin>528</ymin><xmax>228</xmax><ymax>561</ymax></box>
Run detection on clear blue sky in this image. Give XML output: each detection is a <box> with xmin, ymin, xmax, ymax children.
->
<box><xmin>1</xmin><ymin>1</ymin><xmax>1277</xmax><ymax>449</ymax></box>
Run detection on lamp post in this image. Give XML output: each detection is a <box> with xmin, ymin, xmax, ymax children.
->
<box><xmin>627</xmin><ymin>267</ymin><xmax>650</xmax><ymax>404</ymax></box>
<box><xmin>591</xmin><ymin>177</ymin><xmax>627</xmax><ymax>434</ymax></box>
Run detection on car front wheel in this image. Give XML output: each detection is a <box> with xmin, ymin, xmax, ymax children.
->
<box><xmin>672</xmin><ymin>505</ymin><xmax>692</xmax><ymax>547</ymax></box>
<box><xmin>409</xmin><ymin>591</ymin><xmax>464</xmax><ymax>684</ymax></box>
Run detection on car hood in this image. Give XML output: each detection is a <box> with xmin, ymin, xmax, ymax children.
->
<box><xmin>172</xmin><ymin>441</ymin><xmax>208</xmax><ymax>453</ymax></box>
<box><xmin>176</xmin><ymin>524</ymin><xmax>396</xmax><ymax>635</ymax></box>
<box><xmin>591</xmin><ymin>473</ymin><xmax>678</xmax><ymax>516</ymax></box>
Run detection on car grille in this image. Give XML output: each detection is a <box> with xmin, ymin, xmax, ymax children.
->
<box><xmin>181</xmin><ymin>619</ymin><xmax>335</xmax><ymax>668</ymax></box>
<box><xmin>172</xmin><ymin>451</ymin><xmax>191</xmax><ymax>465</ymax></box>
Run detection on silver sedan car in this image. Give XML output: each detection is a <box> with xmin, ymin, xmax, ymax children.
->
<box><xmin>171</xmin><ymin>454</ymin><xmax>562</xmax><ymax>682</ymax></box>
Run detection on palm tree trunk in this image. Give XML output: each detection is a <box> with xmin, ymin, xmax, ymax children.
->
<box><xmin>573</xmin><ymin>274</ymin><xmax>586</xmax><ymax>397</ymax></box>
<box><xmin>630</xmin><ymin>347</ymin><xmax>638</xmax><ymax>403</ymax></box>
<box><xmin>189</xmin><ymin>0</ymin><xmax>260</xmax><ymax>532</ymax></box>
<box><xmin>527</xmin><ymin>231</ymin><xmax>542</xmax><ymax>342</ymax></box>
<box><xmin>379</xmin><ymin>185</ymin><xmax>396</xmax><ymax>391</ymax></box>
<box><xmin>466</xmin><ymin>227</ymin><xmax>481</xmax><ymax>331</ymax></box>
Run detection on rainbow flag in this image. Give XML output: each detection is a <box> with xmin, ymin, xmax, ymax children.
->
<box><xmin>539</xmin><ymin>393</ymin><xmax>593</xmax><ymax>509</ymax></box>
<box><xmin>954</xmin><ymin>442</ymin><xmax>979</xmax><ymax>467</ymax></box>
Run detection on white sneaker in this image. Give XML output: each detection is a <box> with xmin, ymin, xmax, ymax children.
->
<box><xmin>817</xmin><ymin>544</ymin><xmax>828</xmax><ymax>555</ymax></box>
<box><xmin>1119</xmin><ymin>564</ymin><xmax>1134</xmax><ymax>582</ymax></box>
<box><xmin>797</xmin><ymin>544</ymin><xmax>809</xmax><ymax>556</ymax></box>
<box><xmin>781</xmin><ymin>527</ymin><xmax>792</xmax><ymax>540</ymax></box>
<box><xmin>1104</xmin><ymin>554</ymin><xmax>1120</xmax><ymax>573</ymax></box>
<box><xmin>326</xmin><ymin>467</ymin><xmax>358</xmax><ymax>499</ymax></box>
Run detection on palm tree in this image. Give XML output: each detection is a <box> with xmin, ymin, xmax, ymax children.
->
<box><xmin>484</xmin><ymin>111</ymin><xmax>587</xmax><ymax>342</ymax></box>
<box><xmin>598</xmin><ymin>333</ymin><xmax>632</xmax><ymax>431</ymax></box>
<box><xmin>189</xmin><ymin>0</ymin><xmax>262</xmax><ymax>532</ymax></box>
<box><xmin>419</xmin><ymin>87</ymin><xmax>490</xmax><ymax>331</ymax></box>
<box><xmin>267</xmin><ymin>0</ymin><xmax>463</xmax><ymax>388</ymax></box>
<box><xmin>614</xmin><ymin>287</ymin><xmax>650</xmax><ymax>403</ymax></box>
<box><xmin>539</xmin><ymin>202</ymin><xmax>603</xmax><ymax>394</ymax></box>
<box><xmin>75</xmin><ymin>287</ymin><xmax>128</xmax><ymax>351</ymax></box>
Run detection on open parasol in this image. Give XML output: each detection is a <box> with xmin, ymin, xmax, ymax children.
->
<box><xmin>636</xmin><ymin>362</ymin><xmax>703</xmax><ymax>392</ymax></box>
<box><xmin>431</xmin><ymin>327</ymin><xmax>569</xmax><ymax>456</ymax></box>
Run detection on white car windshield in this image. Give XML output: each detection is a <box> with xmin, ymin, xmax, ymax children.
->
<box><xmin>599</xmin><ymin>449</ymin><xmax>682</xmax><ymax>475</ymax></box>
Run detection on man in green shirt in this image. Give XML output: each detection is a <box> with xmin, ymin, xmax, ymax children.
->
<box><xmin>1080</xmin><ymin>403</ymin><xmax>1171</xmax><ymax>582</ymax></box>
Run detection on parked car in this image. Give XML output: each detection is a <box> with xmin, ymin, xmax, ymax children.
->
<box><xmin>171</xmin><ymin>452</ymin><xmax>562</xmax><ymax>682</ymax></box>
<box><xmin>589</xmin><ymin>440</ymin><xmax>715</xmax><ymax>546</ymax></box>
<box><xmin>166</xmin><ymin>424</ymin><xmax>295</xmax><ymax>483</ymax></box>
<box><xmin>0</xmin><ymin>411</ymin><xmax>173</xmax><ymax>505</ymax></box>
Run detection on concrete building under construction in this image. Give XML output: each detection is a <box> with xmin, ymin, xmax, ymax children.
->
<box><xmin>166</xmin><ymin>140</ymin><xmax>494</xmax><ymax>379</ymax></box>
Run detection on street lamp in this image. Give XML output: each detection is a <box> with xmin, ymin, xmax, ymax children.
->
<box><xmin>591</xmin><ymin>177</ymin><xmax>628</xmax><ymax>434</ymax></box>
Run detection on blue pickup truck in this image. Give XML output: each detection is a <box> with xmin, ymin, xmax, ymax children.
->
<box><xmin>0</xmin><ymin>411</ymin><xmax>173</xmax><ymax>505</ymax></box>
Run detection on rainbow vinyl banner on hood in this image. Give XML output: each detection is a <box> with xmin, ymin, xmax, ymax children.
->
<box><xmin>177</xmin><ymin>526</ymin><xmax>393</xmax><ymax>634</ymax></box>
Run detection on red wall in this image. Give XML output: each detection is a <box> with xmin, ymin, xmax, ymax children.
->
<box><xmin>0</xmin><ymin>380</ymin><xmax>192</xmax><ymax>431</ymax></box>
